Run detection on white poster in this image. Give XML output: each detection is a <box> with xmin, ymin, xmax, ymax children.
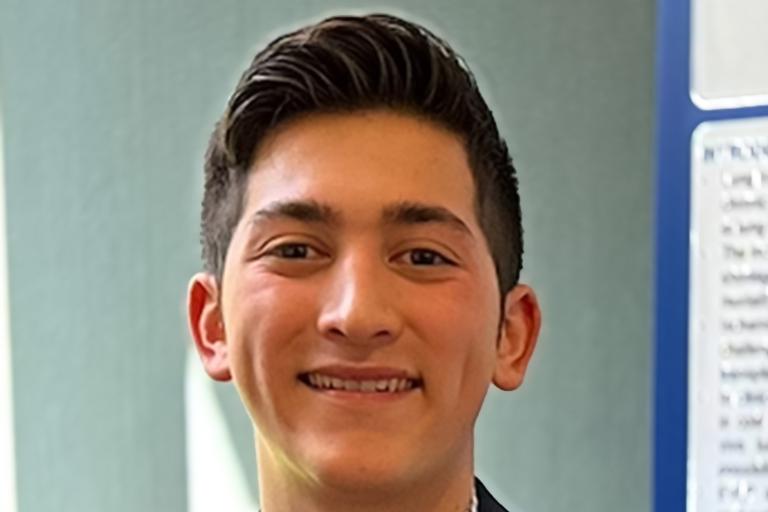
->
<box><xmin>691</xmin><ymin>0</ymin><xmax>768</xmax><ymax>109</ymax></box>
<box><xmin>689</xmin><ymin>117</ymin><xmax>768</xmax><ymax>511</ymax></box>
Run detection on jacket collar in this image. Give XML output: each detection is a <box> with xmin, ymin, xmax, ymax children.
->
<box><xmin>475</xmin><ymin>477</ymin><xmax>509</xmax><ymax>512</ymax></box>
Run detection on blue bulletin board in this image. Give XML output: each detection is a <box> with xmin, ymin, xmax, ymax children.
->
<box><xmin>654</xmin><ymin>0</ymin><xmax>768</xmax><ymax>510</ymax></box>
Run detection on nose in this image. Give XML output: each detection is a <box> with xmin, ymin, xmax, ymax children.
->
<box><xmin>316</xmin><ymin>250</ymin><xmax>403</xmax><ymax>346</ymax></box>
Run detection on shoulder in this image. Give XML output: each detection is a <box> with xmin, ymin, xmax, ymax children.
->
<box><xmin>475</xmin><ymin>478</ymin><xmax>510</xmax><ymax>512</ymax></box>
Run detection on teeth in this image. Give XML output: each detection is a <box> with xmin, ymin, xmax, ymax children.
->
<box><xmin>305</xmin><ymin>373</ymin><xmax>417</xmax><ymax>393</ymax></box>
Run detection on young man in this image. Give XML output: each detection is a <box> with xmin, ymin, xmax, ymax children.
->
<box><xmin>187</xmin><ymin>13</ymin><xmax>541</xmax><ymax>512</ymax></box>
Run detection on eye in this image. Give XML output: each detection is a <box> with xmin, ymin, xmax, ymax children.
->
<box><xmin>265</xmin><ymin>243</ymin><xmax>323</xmax><ymax>260</ymax></box>
<box><xmin>401</xmin><ymin>248</ymin><xmax>456</xmax><ymax>266</ymax></box>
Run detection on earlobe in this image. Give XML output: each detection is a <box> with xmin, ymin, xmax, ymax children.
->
<box><xmin>187</xmin><ymin>272</ymin><xmax>231</xmax><ymax>381</ymax></box>
<box><xmin>492</xmin><ymin>284</ymin><xmax>542</xmax><ymax>391</ymax></box>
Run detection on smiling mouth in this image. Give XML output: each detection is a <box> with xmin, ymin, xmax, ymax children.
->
<box><xmin>298</xmin><ymin>372</ymin><xmax>423</xmax><ymax>393</ymax></box>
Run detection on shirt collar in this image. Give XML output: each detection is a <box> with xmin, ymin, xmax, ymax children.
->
<box><xmin>470</xmin><ymin>483</ymin><xmax>479</xmax><ymax>512</ymax></box>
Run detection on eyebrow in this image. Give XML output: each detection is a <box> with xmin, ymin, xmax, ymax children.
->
<box><xmin>382</xmin><ymin>201</ymin><xmax>473</xmax><ymax>237</ymax></box>
<box><xmin>248</xmin><ymin>199</ymin><xmax>472</xmax><ymax>237</ymax></box>
<box><xmin>250</xmin><ymin>199</ymin><xmax>341</xmax><ymax>226</ymax></box>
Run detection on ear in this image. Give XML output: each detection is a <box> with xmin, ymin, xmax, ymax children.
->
<box><xmin>492</xmin><ymin>284</ymin><xmax>542</xmax><ymax>391</ymax></box>
<box><xmin>187</xmin><ymin>272</ymin><xmax>231</xmax><ymax>381</ymax></box>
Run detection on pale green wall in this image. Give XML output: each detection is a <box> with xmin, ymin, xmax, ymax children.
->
<box><xmin>0</xmin><ymin>1</ymin><xmax>653</xmax><ymax>511</ymax></box>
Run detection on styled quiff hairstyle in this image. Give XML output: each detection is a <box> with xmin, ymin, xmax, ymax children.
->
<box><xmin>202</xmin><ymin>13</ymin><xmax>523</xmax><ymax>292</ymax></box>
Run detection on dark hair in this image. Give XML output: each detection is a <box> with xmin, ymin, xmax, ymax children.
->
<box><xmin>201</xmin><ymin>13</ymin><xmax>523</xmax><ymax>292</ymax></box>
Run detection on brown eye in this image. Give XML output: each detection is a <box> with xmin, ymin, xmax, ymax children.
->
<box><xmin>268</xmin><ymin>243</ymin><xmax>317</xmax><ymax>259</ymax></box>
<box><xmin>407</xmin><ymin>249</ymin><xmax>454</xmax><ymax>266</ymax></box>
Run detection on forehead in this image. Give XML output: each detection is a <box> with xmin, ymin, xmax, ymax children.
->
<box><xmin>243</xmin><ymin>110</ymin><xmax>478</xmax><ymax>224</ymax></box>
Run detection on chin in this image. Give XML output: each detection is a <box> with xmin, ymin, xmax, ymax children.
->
<box><xmin>313</xmin><ymin>460</ymin><xmax>414</xmax><ymax>494</ymax></box>
<box><xmin>301</xmin><ymin>436</ymin><xmax>425</xmax><ymax>493</ymax></box>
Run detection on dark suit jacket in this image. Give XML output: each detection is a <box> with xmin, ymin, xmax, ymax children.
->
<box><xmin>476</xmin><ymin>478</ymin><xmax>508</xmax><ymax>512</ymax></box>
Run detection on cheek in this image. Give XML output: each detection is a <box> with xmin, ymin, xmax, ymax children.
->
<box><xmin>223</xmin><ymin>274</ymin><xmax>318</xmax><ymax>395</ymax></box>
<box><xmin>405</xmin><ymin>283</ymin><xmax>498</xmax><ymax>436</ymax></box>
<box><xmin>407</xmin><ymin>280</ymin><xmax>500</xmax><ymax>375</ymax></box>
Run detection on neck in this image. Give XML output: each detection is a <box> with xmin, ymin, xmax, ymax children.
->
<box><xmin>255</xmin><ymin>437</ymin><xmax>476</xmax><ymax>512</ymax></box>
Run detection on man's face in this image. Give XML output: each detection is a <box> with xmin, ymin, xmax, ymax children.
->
<box><xmin>191</xmin><ymin>110</ymin><xmax>538</xmax><ymax>489</ymax></box>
